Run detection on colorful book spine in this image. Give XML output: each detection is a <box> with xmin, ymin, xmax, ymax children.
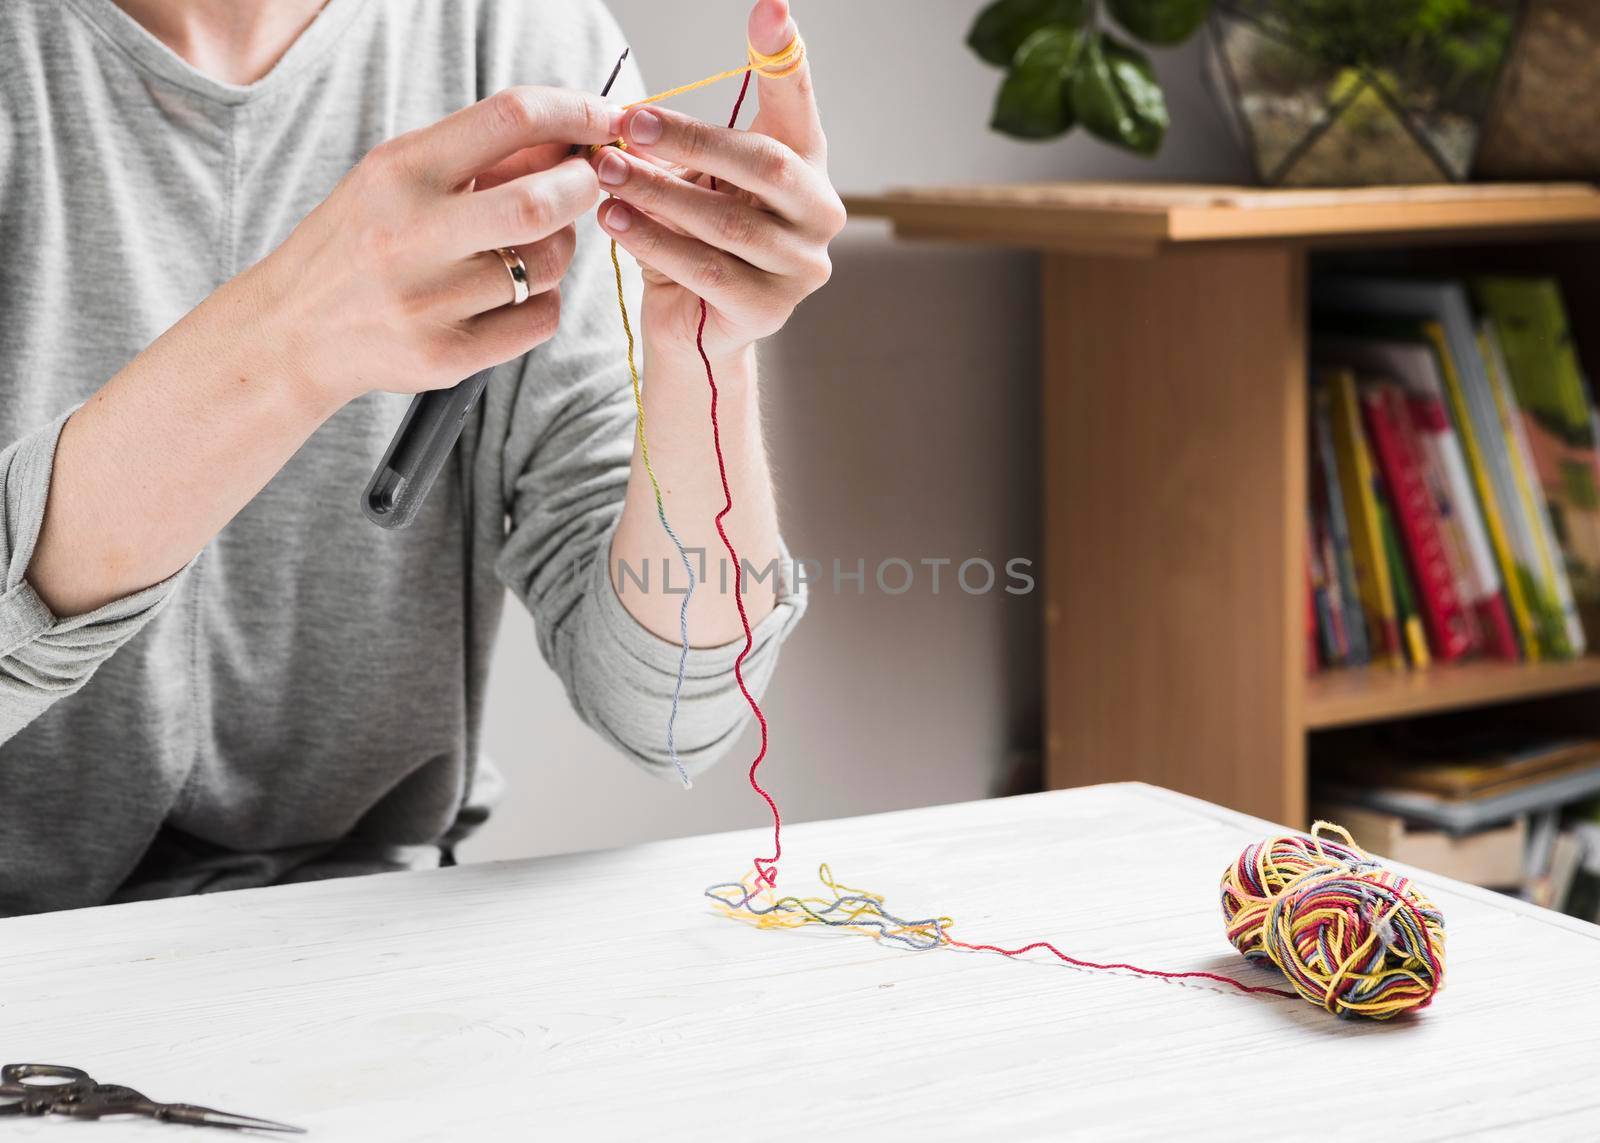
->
<box><xmin>1327</xmin><ymin>370</ymin><xmax>1404</xmax><ymax>666</ymax></box>
<box><xmin>1399</xmin><ymin>372</ymin><xmax>1491</xmax><ymax>657</ymax></box>
<box><xmin>1479</xmin><ymin>322</ymin><xmax>1581</xmax><ymax>658</ymax></box>
<box><xmin>1472</xmin><ymin>276</ymin><xmax>1599</xmax><ymax>654</ymax></box>
<box><xmin>1415</xmin><ymin>323</ymin><xmax>1519</xmax><ymax>660</ymax></box>
<box><xmin>1312</xmin><ymin>384</ymin><xmax>1370</xmax><ymax>665</ymax></box>
<box><xmin>1308</xmin><ymin>527</ymin><xmax>1340</xmax><ymax>666</ymax></box>
<box><xmin>1361</xmin><ymin>383</ymin><xmax>1475</xmax><ymax>661</ymax></box>
<box><xmin>1377</xmin><ymin>482</ymin><xmax>1431</xmax><ymax>669</ymax></box>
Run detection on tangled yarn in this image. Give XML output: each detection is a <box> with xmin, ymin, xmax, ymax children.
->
<box><xmin>1220</xmin><ymin>823</ymin><xmax>1446</xmax><ymax>1019</ymax></box>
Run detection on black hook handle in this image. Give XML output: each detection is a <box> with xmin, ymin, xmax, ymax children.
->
<box><xmin>361</xmin><ymin>368</ymin><xmax>493</xmax><ymax>529</ymax></box>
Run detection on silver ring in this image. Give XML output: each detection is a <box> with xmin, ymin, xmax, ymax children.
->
<box><xmin>493</xmin><ymin>247</ymin><xmax>531</xmax><ymax>306</ymax></box>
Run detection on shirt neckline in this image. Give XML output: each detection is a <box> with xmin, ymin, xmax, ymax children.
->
<box><xmin>61</xmin><ymin>0</ymin><xmax>372</xmax><ymax>106</ymax></box>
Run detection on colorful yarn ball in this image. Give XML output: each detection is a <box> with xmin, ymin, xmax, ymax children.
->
<box><xmin>1219</xmin><ymin>822</ymin><xmax>1446</xmax><ymax>1020</ymax></box>
<box><xmin>1220</xmin><ymin>829</ymin><xmax>1365</xmax><ymax>958</ymax></box>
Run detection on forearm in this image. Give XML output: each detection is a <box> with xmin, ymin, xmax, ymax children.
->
<box><xmin>28</xmin><ymin>273</ymin><xmax>340</xmax><ymax>616</ymax></box>
<box><xmin>29</xmin><ymin>87</ymin><xmax>620</xmax><ymax>620</ymax></box>
<box><xmin>610</xmin><ymin>338</ymin><xmax>781</xmax><ymax>647</ymax></box>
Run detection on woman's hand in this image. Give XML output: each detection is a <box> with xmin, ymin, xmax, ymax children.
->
<box><xmin>592</xmin><ymin>0</ymin><xmax>846</xmax><ymax>362</ymax></box>
<box><xmin>28</xmin><ymin>85</ymin><xmax>629</xmax><ymax>619</ymax></box>
<box><xmin>251</xmin><ymin>88</ymin><xmax>624</xmax><ymax>409</ymax></box>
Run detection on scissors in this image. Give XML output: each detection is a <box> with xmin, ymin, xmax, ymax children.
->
<box><xmin>1</xmin><ymin>1063</ymin><xmax>305</xmax><ymax>1134</ymax></box>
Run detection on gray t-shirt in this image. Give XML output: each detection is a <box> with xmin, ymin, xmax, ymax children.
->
<box><xmin>0</xmin><ymin>0</ymin><xmax>804</xmax><ymax>916</ymax></box>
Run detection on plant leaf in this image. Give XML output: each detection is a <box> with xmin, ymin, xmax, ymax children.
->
<box><xmin>968</xmin><ymin>0</ymin><xmax>1087</xmax><ymax>68</ymax></box>
<box><xmin>990</xmin><ymin>25</ymin><xmax>1084</xmax><ymax>139</ymax></box>
<box><xmin>1105</xmin><ymin>0</ymin><xmax>1211</xmax><ymax>46</ymax></box>
<box><xmin>1070</xmin><ymin>32</ymin><xmax>1168</xmax><ymax>155</ymax></box>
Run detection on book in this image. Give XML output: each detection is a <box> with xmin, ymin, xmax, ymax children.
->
<box><xmin>1315</xmin><ymin>765</ymin><xmax>1600</xmax><ymax>834</ymax></box>
<box><xmin>1316</xmin><ymin>278</ymin><xmax>1537</xmax><ymax>654</ymax></box>
<box><xmin>1532</xmin><ymin>830</ymin><xmax>1585</xmax><ymax>910</ymax></box>
<box><xmin>1377</xmin><ymin>472</ymin><xmax>1431</xmax><ymax>668</ymax></box>
<box><xmin>1307</xmin><ymin>521</ymin><xmax>1343</xmax><ymax>665</ymax></box>
<box><xmin>1325</xmin><ymin>369</ymin><xmax>1404</xmax><ymax>666</ymax></box>
<box><xmin>1360</xmin><ymin>382</ymin><xmax>1475</xmax><ymax>661</ymax></box>
<box><xmin>1481</xmin><ymin>322</ymin><xmax>1585</xmax><ymax>658</ymax></box>
<box><xmin>1471</xmin><ymin>276</ymin><xmax>1600</xmax><ymax>650</ymax></box>
<box><xmin>1415</xmin><ymin>324</ymin><xmax>1519</xmax><ymax>659</ymax></box>
<box><xmin>1310</xmin><ymin>382</ymin><xmax>1370</xmax><ymax>665</ymax></box>
<box><xmin>1318</xmin><ymin>333</ymin><xmax>1515</xmax><ymax>659</ymax></box>
<box><xmin>1318</xmin><ymin>734</ymin><xmax>1600</xmax><ymax>798</ymax></box>
<box><xmin>1312</xmin><ymin>801</ymin><xmax>1525</xmax><ymax>888</ymax></box>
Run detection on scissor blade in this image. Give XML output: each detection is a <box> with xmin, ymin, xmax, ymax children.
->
<box><xmin>160</xmin><ymin>1103</ymin><xmax>307</xmax><ymax>1134</ymax></box>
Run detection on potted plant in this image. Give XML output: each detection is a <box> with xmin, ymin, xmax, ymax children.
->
<box><xmin>968</xmin><ymin>0</ymin><xmax>1520</xmax><ymax>185</ymax></box>
<box><xmin>966</xmin><ymin>0</ymin><xmax>1208</xmax><ymax>155</ymax></box>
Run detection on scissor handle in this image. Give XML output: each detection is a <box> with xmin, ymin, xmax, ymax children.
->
<box><xmin>0</xmin><ymin>1065</ymin><xmax>97</xmax><ymax>1117</ymax></box>
<box><xmin>0</xmin><ymin>1063</ymin><xmax>94</xmax><ymax>1088</ymax></box>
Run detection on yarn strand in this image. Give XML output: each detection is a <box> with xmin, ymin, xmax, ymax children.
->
<box><xmin>622</xmin><ymin>37</ymin><xmax>805</xmax><ymax>111</ymax></box>
<box><xmin>699</xmin><ymin>70</ymin><xmax>781</xmax><ymax>891</ymax></box>
<box><xmin>610</xmin><ymin>240</ymin><xmax>695</xmax><ymax>789</ymax></box>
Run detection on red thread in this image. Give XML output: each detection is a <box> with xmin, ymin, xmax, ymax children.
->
<box><xmin>702</xmin><ymin>70</ymin><xmax>781</xmax><ymax>890</ymax></box>
<box><xmin>701</xmin><ymin>67</ymin><xmax>1282</xmax><ymax>1000</ymax></box>
<box><xmin>945</xmin><ymin>936</ymin><xmax>1296</xmax><ymax>997</ymax></box>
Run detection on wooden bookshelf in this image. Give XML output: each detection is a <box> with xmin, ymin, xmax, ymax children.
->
<box><xmin>847</xmin><ymin>182</ymin><xmax>1600</xmax><ymax>825</ymax></box>
<box><xmin>1305</xmin><ymin>657</ymin><xmax>1600</xmax><ymax>729</ymax></box>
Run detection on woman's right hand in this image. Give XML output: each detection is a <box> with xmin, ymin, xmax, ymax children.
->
<box><xmin>250</xmin><ymin>88</ymin><xmax>625</xmax><ymax>408</ymax></box>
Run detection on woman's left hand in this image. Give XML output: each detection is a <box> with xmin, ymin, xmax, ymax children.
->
<box><xmin>593</xmin><ymin>0</ymin><xmax>846</xmax><ymax>361</ymax></box>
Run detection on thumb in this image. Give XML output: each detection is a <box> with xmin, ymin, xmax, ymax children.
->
<box><xmin>747</xmin><ymin>0</ymin><xmax>825</xmax><ymax>161</ymax></box>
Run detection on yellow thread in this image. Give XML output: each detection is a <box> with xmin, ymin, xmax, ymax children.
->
<box><xmin>610</xmin><ymin>239</ymin><xmax>668</xmax><ymax>508</ymax></box>
<box><xmin>711</xmin><ymin>864</ymin><xmax>956</xmax><ymax>946</ymax></box>
<box><xmin>623</xmin><ymin>36</ymin><xmax>806</xmax><ymax>110</ymax></box>
<box><xmin>747</xmin><ymin>36</ymin><xmax>807</xmax><ymax>80</ymax></box>
<box><xmin>590</xmin><ymin>36</ymin><xmax>807</xmax><ymax>154</ymax></box>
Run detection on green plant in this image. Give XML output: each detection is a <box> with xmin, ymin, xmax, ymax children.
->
<box><xmin>968</xmin><ymin>0</ymin><xmax>1515</xmax><ymax>156</ymax></box>
<box><xmin>967</xmin><ymin>0</ymin><xmax>1212</xmax><ymax>154</ymax></box>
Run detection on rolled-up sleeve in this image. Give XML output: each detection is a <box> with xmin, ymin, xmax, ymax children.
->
<box><xmin>1</xmin><ymin>412</ymin><xmax>187</xmax><ymax>743</ymax></box>
<box><xmin>562</xmin><ymin>526</ymin><xmax>805</xmax><ymax>776</ymax></box>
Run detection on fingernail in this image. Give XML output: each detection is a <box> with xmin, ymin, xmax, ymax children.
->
<box><xmin>605</xmin><ymin>201</ymin><xmax>633</xmax><ymax>232</ymax></box>
<box><xmin>597</xmin><ymin>150</ymin><xmax>629</xmax><ymax>187</ymax></box>
<box><xmin>630</xmin><ymin>109</ymin><xmax>663</xmax><ymax>146</ymax></box>
<box><xmin>604</xmin><ymin>104</ymin><xmax>626</xmax><ymax>137</ymax></box>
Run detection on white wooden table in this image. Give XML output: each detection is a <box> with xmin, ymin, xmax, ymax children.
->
<box><xmin>4</xmin><ymin>783</ymin><xmax>1599</xmax><ymax>1141</ymax></box>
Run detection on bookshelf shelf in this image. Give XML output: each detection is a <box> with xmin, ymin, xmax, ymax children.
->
<box><xmin>844</xmin><ymin>182</ymin><xmax>1600</xmax><ymax>259</ymax></box>
<box><xmin>848</xmin><ymin>181</ymin><xmax>1600</xmax><ymax>826</ymax></box>
<box><xmin>1305</xmin><ymin>658</ymin><xmax>1600</xmax><ymax>730</ymax></box>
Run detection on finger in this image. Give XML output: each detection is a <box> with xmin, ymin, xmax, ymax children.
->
<box><xmin>599</xmin><ymin>201</ymin><xmax>766</xmax><ymax>315</ymax></box>
<box><xmin>748</xmin><ymin>0</ymin><xmax>825</xmax><ymax>162</ymax></box>
<box><xmin>457</xmin><ymin>157</ymin><xmax>601</xmax><ymax>254</ymax></box>
<box><xmin>444</xmin><ymin>226</ymin><xmax>577</xmax><ymax>317</ymax></box>
<box><xmin>457</xmin><ymin>288</ymin><xmax>563</xmax><ymax>372</ymax></box>
<box><xmin>619</xmin><ymin>107</ymin><xmax>817</xmax><ymax>221</ymax></box>
<box><xmin>594</xmin><ymin>147</ymin><xmax>801</xmax><ymax>274</ymax></box>
<box><xmin>474</xmin><ymin>142</ymin><xmax>571</xmax><ymax>191</ymax></box>
<box><xmin>402</xmin><ymin>87</ymin><xmax>622</xmax><ymax>189</ymax></box>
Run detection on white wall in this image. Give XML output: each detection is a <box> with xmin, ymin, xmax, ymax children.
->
<box><xmin>458</xmin><ymin>1</ymin><xmax>1252</xmax><ymax>863</ymax></box>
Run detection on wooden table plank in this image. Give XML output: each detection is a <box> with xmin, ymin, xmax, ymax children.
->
<box><xmin>3</xmin><ymin>783</ymin><xmax>1597</xmax><ymax>1141</ymax></box>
